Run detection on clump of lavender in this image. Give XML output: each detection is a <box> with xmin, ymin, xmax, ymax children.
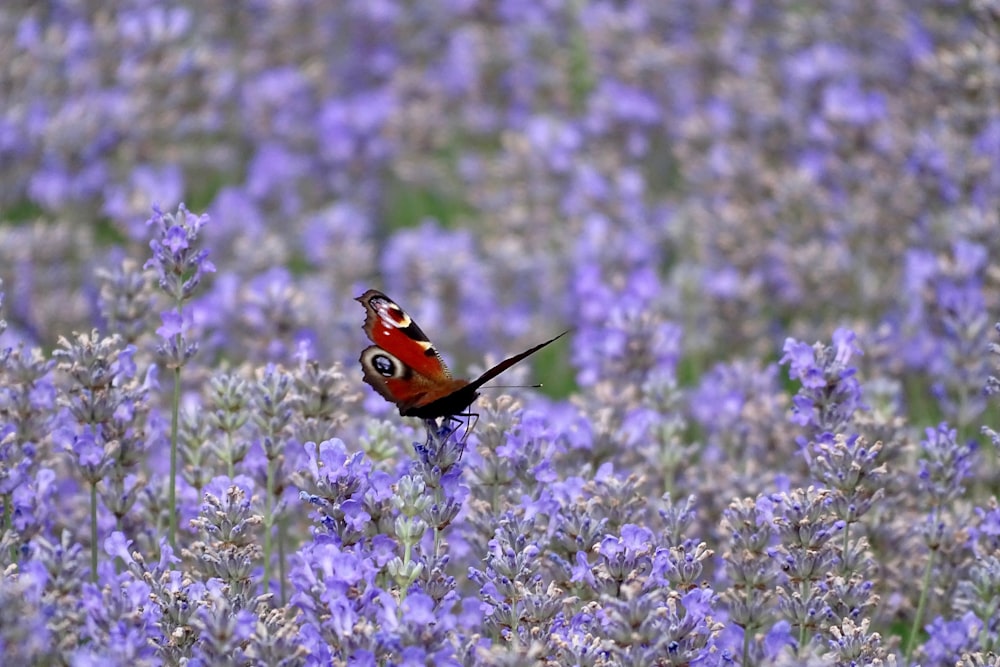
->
<box><xmin>780</xmin><ymin>328</ymin><xmax>867</xmax><ymax>446</ymax></box>
<box><xmin>249</xmin><ymin>364</ymin><xmax>294</xmax><ymax>601</ymax></box>
<box><xmin>179</xmin><ymin>405</ymin><xmax>214</xmax><ymax>498</ymax></box>
<box><xmin>96</xmin><ymin>258</ymin><xmax>155</xmax><ymax>346</ymax></box>
<box><xmin>897</xmin><ymin>241</ymin><xmax>992</xmax><ymax>432</ymax></box>
<box><xmin>952</xmin><ymin>555</ymin><xmax>1000</xmax><ymax>655</ymax></box>
<box><xmin>73</xmin><ymin>534</ymin><xmax>161</xmax><ymax>666</ymax></box>
<box><xmin>185</xmin><ymin>478</ymin><xmax>263</xmax><ymax>608</ymax></box>
<box><xmin>52</xmin><ymin>329</ymin><xmax>148</xmax><ymax>579</ymax></box>
<box><xmin>113</xmin><ymin>535</ymin><xmax>199</xmax><ymax>662</ymax></box>
<box><xmin>574</xmin><ymin>523</ymin><xmax>723</xmax><ymax>665</ymax></box>
<box><xmin>145</xmin><ymin>203</ymin><xmax>215</xmax><ymax>548</ymax></box>
<box><xmin>825</xmin><ymin>618</ymin><xmax>896</xmax><ymax>667</ymax></box>
<box><xmin>0</xmin><ymin>559</ymin><xmax>60</xmax><ymax>664</ymax></box>
<box><xmin>290</xmin><ymin>439</ymin><xmax>413</xmax><ymax>662</ymax></box>
<box><xmin>465</xmin><ymin>396</ymin><xmax>546</xmax><ymax>521</ymax></box>
<box><xmin>720</xmin><ymin>495</ymin><xmax>782</xmax><ymax>664</ymax></box>
<box><xmin>470</xmin><ymin>512</ymin><xmax>560</xmax><ymax>647</ymax></box>
<box><xmin>772</xmin><ymin>487</ymin><xmax>842</xmax><ymax>654</ymax></box>
<box><xmin>907</xmin><ymin>422</ymin><xmax>977</xmax><ymax>664</ymax></box>
<box><xmin>206</xmin><ymin>371</ymin><xmax>251</xmax><ymax>478</ymax></box>
<box><xmin>186</xmin><ymin>587</ymin><xmax>259</xmax><ymax>666</ymax></box>
<box><xmin>287</xmin><ymin>346</ymin><xmax>359</xmax><ymax>447</ymax></box>
<box><xmin>0</xmin><ymin>342</ymin><xmax>56</xmax><ymax>553</ymax></box>
<box><xmin>807</xmin><ymin>434</ymin><xmax>886</xmax><ymax>577</ymax></box>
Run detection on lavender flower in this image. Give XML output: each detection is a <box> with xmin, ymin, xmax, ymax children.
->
<box><xmin>96</xmin><ymin>258</ymin><xmax>155</xmax><ymax>345</ymax></box>
<box><xmin>907</xmin><ymin>422</ymin><xmax>979</xmax><ymax>662</ymax></box>
<box><xmin>250</xmin><ymin>364</ymin><xmax>295</xmax><ymax>601</ymax></box>
<box><xmin>916</xmin><ymin>423</ymin><xmax>975</xmax><ymax>510</ymax></box>
<box><xmin>469</xmin><ymin>512</ymin><xmax>553</xmax><ymax>643</ymax></box>
<box><xmin>185</xmin><ymin>478</ymin><xmax>263</xmax><ymax>608</ymax></box>
<box><xmin>780</xmin><ymin>328</ymin><xmax>867</xmax><ymax>445</ymax></box>
<box><xmin>0</xmin><ymin>560</ymin><xmax>59</xmax><ymax>664</ymax></box>
<box><xmin>205</xmin><ymin>372</ymin><xmax>251</xmax><ymax>477</ymax></box>
<box><xmin>771</xmin><ymin>487</ymin><xmax>843</xmax><ymax>653</ymax></box>
<box><xmin>145</xmin><ymin>204</ymin><xmax>214</xmax><ymax>299</ymax></box>
<box><xmin>720</xmin><ymin>495</ymin><xmax>781</xmax><ymax>664</ymax></box>
<box><xmin>287</xmin><ymin>347</ymin><xmax>359</xmax><ymax>447</ymax></box>
<box><xmin>896</xmin><ymin>241</ymin><xmax>991</xmax><ymax>430</ymax></box>
<box><xmin>53</xmin><ymin>329</ymin><xmax>148</xmax><ymax>578</ymax></box>
<box><xmin>144</xmin><ymin>203</ymin><xmax>215</xmax><ymax>549</ymax></box>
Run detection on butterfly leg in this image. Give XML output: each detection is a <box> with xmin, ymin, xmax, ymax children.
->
<box><xmin>453</xmin><ymin>412</ymin><xmax>479</xmax><ymax>445</ymax></box>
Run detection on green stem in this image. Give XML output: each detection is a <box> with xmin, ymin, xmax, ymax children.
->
<box><xmin>841</xmin><ymin>521</ymin><xmax>851</xmax><ymax>574</ymax></box>
<box><xmin>797</xmin><ymin>581</ymin><xmax>810</xmax><ymax>652</ymax></box>
<box><xmin>168</xmin><ymin>366</ymin><xmax>181</xmax><ymax>549</ymax></box>
<box><xmin>798</xmin><ymin>617</ymin><xmax>807</xmax><ymax>656</ymax></box>
<box><xmin>399</xmin><ymin>538</ymin><xmax>412</xmax><ymax>605</ymax></box>
<box><xmin>2</xmin><ymin>493</ymin><xmax>9</xmax><ymax>531</ymax></box>
<box><xmin>742</xmin><ymin>623</ymin><xmax>753</xmax><ymax>666</ymax></box>
<box><xmin>225</xmin><ymin>431</ymin><xmax>235</xmax><ymax>479</ymax></box>
<box><xmin>278</xmin><ymin>516</ymin><xmax>288</xmax><ymax>605</ymax></box>
<box><xmin>90</xmin><ymin>482</ymin><xmax>98</xmax><ymax>582</ymax></box>
<box><xmin>905</xmin><ymin>548</ymin><xmax>937</xmax><ymax>662</ymax></box>
<box><xmin>263</xmin><ymin>456</ymin><xmax>276</xmax><ymax>596</ymax></box>
<box><xmin>3</xmin><ymin>495</ymin><xmax>15</xmax><ymax>563</ymax></box>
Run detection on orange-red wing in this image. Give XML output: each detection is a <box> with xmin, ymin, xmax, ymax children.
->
<box><xmin>359</xmin><ymin>344</ymin><xmax>470</xmax><ymax>416</ymax></box>
<box><xmin>355</xmin><ymin>289</ymin><xmax>453</xmax><ymax>382</ymax></box>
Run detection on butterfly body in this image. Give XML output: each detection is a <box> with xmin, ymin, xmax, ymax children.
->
<box><xmin>356</xmin><ymin>289</ymin><xmax>565</xmax><ymax>419</ymax></box>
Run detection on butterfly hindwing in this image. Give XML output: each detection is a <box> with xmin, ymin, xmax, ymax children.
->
<box><xmin>359</xmin><ymin>343</ymin><xmax>469</xmax><ymax>417</ymax></box>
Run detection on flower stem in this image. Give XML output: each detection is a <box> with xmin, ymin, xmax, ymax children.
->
<box><xmin>225</xmin><ymin>431</ymin><xmax>235</xmax><ymax>479</ymax></box>
<box><xmin>90</xmin><ymin>482</ymin><xmax>98</xmax><ymax>582</ymax></box>
<box><xmin>168</xmin><ymin>366</ymin><xmax>181</xmax><ymax>549</ymax></box>
<box><xmin>905</xmin><ymin>548</ymin><xmax>936</xmax><ymax>662</ymax></box>
<box><xmin>278</xmin><ymin>516</ymin><xmax>288</xmax><ymax>604</ymax></box>
<box><xmin>263</xmin><ymin>455</ymin><xmax>276</xmax><ymax>595</ymax></box>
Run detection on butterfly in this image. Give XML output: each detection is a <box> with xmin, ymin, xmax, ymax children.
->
<box><xmin>356</xmin><ymin>289</ymin><xmax>567</xmax><ymax>421</ymax></box>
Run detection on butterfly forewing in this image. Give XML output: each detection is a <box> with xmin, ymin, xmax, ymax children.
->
<box><xmin>466</xmin><ymin>330</ymin><xmax>570</xmax><ymax>392</ymax></box>
<box><xmin>356</xmin><ymin>289</ymin><xmax>453</xmax><ymax>381</ymax></box>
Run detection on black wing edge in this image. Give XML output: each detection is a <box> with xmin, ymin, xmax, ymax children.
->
<box><xmin>467</xmin><ymin>329</ymin><xmax>571</xmax><ymax>392</ymax></box>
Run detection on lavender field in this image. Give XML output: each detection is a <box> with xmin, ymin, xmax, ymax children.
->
<box><xmin>1</xmin><ymin>2</ymin><xmax>999</xmax><ymax>665</ymax></box>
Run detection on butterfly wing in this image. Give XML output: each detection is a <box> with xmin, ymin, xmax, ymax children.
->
<box><xmin>359</xmin><ymin>344</ymin><xmax>469</xmax><ymax>416</ymax></box>
<box><xmin>356</xmin><ymin>290</ymin><xmax>469</xmax><ymax>416</ymax></box>
<box><xmin>466</xmin><ymin>330</ymin><xmax>570</xmax><ymax>392</ymax></box>
<box><xmin>356</xmin><ymin>289</ymin><xmax>454</xmax><ymax>380</ymax></box>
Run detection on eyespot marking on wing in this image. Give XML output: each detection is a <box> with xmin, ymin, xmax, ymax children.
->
<box><xmin>361</xmin><ymin>347</ymin><xmax>409</xmax><ymax>380</ymax></box>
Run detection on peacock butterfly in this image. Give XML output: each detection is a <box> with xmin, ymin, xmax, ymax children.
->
<box><xmin>356</xmin><ymin>289</ymin><xmax>567</xmax><ymax>420</ymax></box>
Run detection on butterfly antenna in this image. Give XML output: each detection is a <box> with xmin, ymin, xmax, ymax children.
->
<box><xmin>480</xmin><ymin>383</ymin><xmax>544</xmax><ymax>389</ymax></box>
